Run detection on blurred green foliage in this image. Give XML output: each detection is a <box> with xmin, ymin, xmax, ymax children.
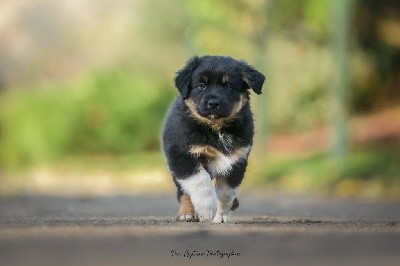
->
<box><xmin>253</xmin><ymin>143</ymin><xmax>400</xmax><ymax>196</ymax></box>
<box><xmin>0</xmin><ymin>70</ymin><xmax>175</xmax><ymax>169</ymax></box>
<box><xmin>0</xmin><ymin>0</ymin><xmax>399</xmax><ymax>195</ymax></box>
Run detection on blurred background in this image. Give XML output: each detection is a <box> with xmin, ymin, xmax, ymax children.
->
<box><xmin>0</xmin><ymin>0</ymin><xmax>399</xmax><ymax>199</ymax></box>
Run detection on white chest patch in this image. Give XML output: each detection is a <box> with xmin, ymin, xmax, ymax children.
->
<box><xmin>189</xmin><ymin>137</ymin><xmax>252</xmax><ymax>177</ymax></box>
<box><xmin>207</xmin><ymin>146</ymin><xmax>251</xmax><ymax>176</ymax></box>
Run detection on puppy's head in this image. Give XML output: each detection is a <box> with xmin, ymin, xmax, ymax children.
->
<box><xmin>175</xmin><ymin>55</ymin><xmax>265</xmax><ymax>127</ymax></box>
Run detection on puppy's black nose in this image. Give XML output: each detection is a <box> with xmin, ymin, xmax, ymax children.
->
<box><xmin>207</xmin><ymin>99</ymin><xmax>221</xmax><ymax>110</ymax></box>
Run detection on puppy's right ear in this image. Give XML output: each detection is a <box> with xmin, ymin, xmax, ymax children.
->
<box><xmin>175</xmin><ymin>56</ymin><xmax>201</xmax><ymax>99</ymax></box>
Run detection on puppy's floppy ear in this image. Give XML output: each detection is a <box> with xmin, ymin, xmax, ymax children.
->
<box><xmin>175</xmin><ymin>56</ymin><xmax>201</xmax><ymax>99</ymax></box>
<box><xmin>240</xmin><ymin>62</ymin><xmax>266</xmax><ymax>95</ymax></box>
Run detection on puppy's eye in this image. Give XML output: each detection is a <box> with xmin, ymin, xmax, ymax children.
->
<box><xmin>197</xmin><ymin>83</ymin><xmax>207</xmax><ymax>90</ymax></box>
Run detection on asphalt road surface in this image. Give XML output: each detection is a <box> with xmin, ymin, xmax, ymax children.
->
<box><xmin>1</xmin><ymin>193</ymin><xmax>400</xmax><ymax>266</ymax></box>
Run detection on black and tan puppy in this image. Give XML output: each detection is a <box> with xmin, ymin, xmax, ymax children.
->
<box><xmin>162</xmin><ymin>55</ymin><xmax>265</xmax><ymax>223</ymax></box>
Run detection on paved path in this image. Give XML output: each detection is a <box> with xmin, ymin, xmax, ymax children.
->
<box><xmin>1</xmin><ymin>194</ymin><xmax>400</xmax><ymax>266</ymax></box>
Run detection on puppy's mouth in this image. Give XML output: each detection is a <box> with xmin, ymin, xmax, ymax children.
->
<box><xmin>198</xmin><ymin>109</ymin><xmax>229</xmax><ymax>120</ymax></box>
<box><xmin>207</xmin><ymin>114</ymin><xmax>221</xmax><ymax>120</ymax></box>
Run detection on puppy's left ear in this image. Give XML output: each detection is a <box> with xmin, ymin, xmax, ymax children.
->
<box><xmin>240</xmin><ymin>62</ymin><xmax>266</xmax><ymax>95</ymax></box>
<box><xmin>175</xmin><ymin>56</ymin><xmax>201</xmax><ymax>99</ymax></box>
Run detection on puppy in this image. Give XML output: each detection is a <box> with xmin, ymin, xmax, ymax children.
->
<box><xmin>162</xmin><ymin>55</ymin><xmax>265</xmax><ymax>223</ymax></box>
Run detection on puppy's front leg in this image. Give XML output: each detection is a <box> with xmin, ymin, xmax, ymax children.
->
<box><xmin>212</xmin><ymin>178</ymin><xmax>238</xmax><ymax>223</ymax></box>
<box><xmin>212</xmin><ymin>160</ymin><xmax>247</xmax><ymax>223</ymax></box>
<box><xmin>176</xmin><ymin>167</ymin><xmax>217</xmax><ymax>221</ymax></box>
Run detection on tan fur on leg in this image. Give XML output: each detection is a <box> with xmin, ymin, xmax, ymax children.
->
<box><xmin>177</xmin><ymin>193</ymin><xmax>198</xmax><ymax>222</ymax></box>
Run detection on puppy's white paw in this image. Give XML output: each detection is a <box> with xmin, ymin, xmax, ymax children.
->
<box><xmin>212</xmin><ymin>213</ymin><xmax>223</xmax><ymax>223</ymax></box>
<box><xmin>196</xmin><ymin>198</ymin><xmax>217</xmax><ymax>222</ymax></box>
<box><xmin>176</xmin><ymin>213</ymin><xmax>199</xmax><ymax>222</ymax></box>
<box><xmin>212</xmin><ymin>212</ymin><xmax>231</xmax><ymax>223</ymax></box>
<box><xmin>222</xmin><ymin>213</ymin><xmax>231</xmax><ymax>223</ymax></box>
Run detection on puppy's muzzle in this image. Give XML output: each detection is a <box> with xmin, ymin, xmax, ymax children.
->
<box><xmin>207</xmin><ymin>99</ymin><xmax>221</xmax><ymax>110</ymax></box>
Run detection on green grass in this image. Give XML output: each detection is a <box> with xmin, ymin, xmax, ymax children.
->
<box><xmin>252</xmin><ymin>143</ymin><xmax>400</xmax><ymax>197</ymax></box>
<box><xmin>0</xmin><ymin>69</ymin><xmax>176</xmax><ymax>170</ymax></box>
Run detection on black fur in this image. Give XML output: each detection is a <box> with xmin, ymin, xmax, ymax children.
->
<box><xmin>163</xmin><ymin>55</ymin><xmax>265</xmax><ymax>216</ymax></box>
<box><xmin>240</xmin><ymin>62</ymin><xmax>265</xmax><ymax>95</ymax></box>
<box><xmin>174</xmin><ymin>56</ymin><xmax>201</xmax><ymax>99</ymax></box>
